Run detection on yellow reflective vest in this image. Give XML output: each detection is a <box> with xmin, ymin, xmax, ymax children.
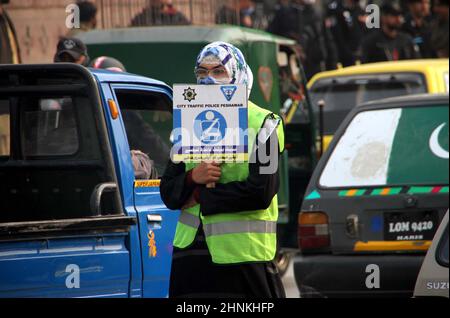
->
<box><xmin>174</xmin><ymin>101</ymin><xmax>285</xmax><ymax>264</ymax></box>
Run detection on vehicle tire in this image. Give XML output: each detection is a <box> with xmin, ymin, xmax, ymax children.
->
<box><xmin>275</xmin><ymin>250</ymin><xmax>292</xmax><ymax>277</ymax></box>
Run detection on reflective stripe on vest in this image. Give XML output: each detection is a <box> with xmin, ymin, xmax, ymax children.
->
<box><xmin>179</xmin><ymin>211</ymin><xmax>201</xmax><ymax>229</ymax></box>
<box><xmin>203</xmin><ymin>220</ymin><xmax>277</xmax><ymax>236</ymax></box>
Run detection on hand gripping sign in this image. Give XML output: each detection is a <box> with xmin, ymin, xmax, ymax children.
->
<box><xmin>172</xmin><ymin>84</ymin><xmax>249</xmax><ymax>171</ymax></box>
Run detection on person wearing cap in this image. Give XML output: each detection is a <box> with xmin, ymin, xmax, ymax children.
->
<box><xmin>160</xmin><ymin>42</ymin><xmax>286</xmax><ymax>298</ymax></box>
<box><xmin>54</xmin><ymin>37</ymin><xmax>90</xmax><ymax>66</ymax></box>
<box><xmin>360</xmin><ymin>2</ymin><xmax>420</xmax><ymax>63</ymax></box>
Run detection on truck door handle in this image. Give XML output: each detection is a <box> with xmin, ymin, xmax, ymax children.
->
<box><xmin>147</xmin><ymin>214</ymin><xmax>163</xmax><ymax>224</ymax></box>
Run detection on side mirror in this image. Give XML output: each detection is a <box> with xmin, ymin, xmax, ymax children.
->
<box><xmin>90</xmin><ymin>182</ymin><xmax>118</xmax><ymax>216</ymax></box>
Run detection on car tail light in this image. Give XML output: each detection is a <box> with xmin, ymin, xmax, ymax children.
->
<box><xmin>298</xmin><ymin>212</ymin><xmax>330</xmax><ymax>252</ymax></box>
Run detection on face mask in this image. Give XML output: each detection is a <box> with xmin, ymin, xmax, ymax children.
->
<box><xmin>198</xmin><ymin>76</ymin><xmax>230</xmax><ymax>85</ymax></box>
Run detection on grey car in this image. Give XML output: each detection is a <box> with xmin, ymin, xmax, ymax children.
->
<box><xmin>295</xmin><ymin>94</ymin><xmax>449</xmax><ymax>298</ymax></box>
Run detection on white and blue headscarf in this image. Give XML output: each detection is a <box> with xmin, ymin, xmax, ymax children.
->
<box><xmin>195</xmin><ymin>41</ymin><xmax>254</xmax><ymax>97</ymax></box>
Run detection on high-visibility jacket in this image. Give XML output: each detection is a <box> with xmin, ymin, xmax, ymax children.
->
<box><xmin>174</xmin><ymin>101</ymin><xmax>285</xmax><ymax>264</ymax></box>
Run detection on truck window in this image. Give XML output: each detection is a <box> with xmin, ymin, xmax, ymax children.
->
<box><xmin>114</xmin><ymin>88</ymin><xmax>172</xmax><ymax>177</ymax></box>
<box><xmin>0</xmin><ymin>100</ymin><xmax>9</xmax><ymax>157</ymax></box>
<box><xmin>0</xmin><ymin>91</ymin><xmax>121</xmax><ymax>223</ymax></box>
<box><xmin>320</xmin><ymin>105</ymin><xmax>449</xmax><ymax>188</ymax></box>
<box><xmin>310</xmin><ymin>73</ymin><xmax>427</xmax><ymax>135</ymax></box>
<box><xmin>22</xmin><ymin>97</ymin><xmax>79</xmax><ymax>157</ymax></box>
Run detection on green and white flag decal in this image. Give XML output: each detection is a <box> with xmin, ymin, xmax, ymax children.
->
<box><xmin>320</xmin><ymin>106</ymin><xmax>449</xmax><ymax>188</ymax></box>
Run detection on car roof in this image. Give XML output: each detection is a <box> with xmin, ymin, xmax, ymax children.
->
<box><xmin>0</xmin><ymin>63</ymin><xmax>171</xmax><ymax>91</ymax></box>
<box><xmin>357</xmin><ymin>93</ymin><xmax>449</xmax><ymax>111</ymax></box>
<box><xmin>89</xmin><ymin>67</ymin><xmax>170</xmax><ymax>89</ymax></box>
<box><xmin>308</xmin><ymin>59</ymin><xmax>449</xmax><ymax>86</ymax></box>
<box><xmin>78</xmin><ymin>25</ymin><xmax>296</xmax><ymax>46</ymax></box>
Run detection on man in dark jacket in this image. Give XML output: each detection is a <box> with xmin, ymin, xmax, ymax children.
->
<box><xmin>268</xmin><ymin>0</ymin><xmax>338</xmax><ymax>79</ymax></box>
<box><xmin>402</xmin><ymin>0</ymin><xmax>435</xmax><ymax>58</ymax></box>
<box><xmin>360</xmin><ymin>2</ymin><xmax>421</xmax><ymax>63</ymax></box>
<box><xmin>429</xmin><ymin>0</ymin><xmax>449</xmax><ymax>58</ymax></box>
<box><xmin>327</xmin><ymin>0</ymin><xmax>368</xmax><ymax>66</ymax></box>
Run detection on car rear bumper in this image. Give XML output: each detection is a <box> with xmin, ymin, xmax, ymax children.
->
<box><xmin>294</xmin><ymin>253</ymin><xmax>425</xmax><ymax>298</ymax></box>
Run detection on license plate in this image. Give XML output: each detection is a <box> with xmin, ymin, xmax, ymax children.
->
<box><xmin>384</xmin><ymin>210</ymin><xmax>439</xmax><ymax>241</ymax></box>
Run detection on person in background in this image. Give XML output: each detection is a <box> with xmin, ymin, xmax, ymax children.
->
<box><xmin>430</xmin><ymin>0</ymin><xmax>449</xmax><ymax>58</ymax></box>
<box><xmin>268</xmin><ymin>0</ymin><xmax>338</xmax><ymax>79</ymax></box>
<box><xmin>53</xmin><ymin>37</ymin><xmax>90</xmax><ymax>66</ymax></box>
<box><xmin>327</xmin><ymin>0</ymin><xmax>368</xmax><ymax>66</ymax></box>
<box><xmin>66</xmin><ymin>1</ymin><xmax>98</xmax><ymax>37</ymax></box>
<box><xmin>131</xmin><ymin>0</ymin><xmax>190</xmax><ymax>26</ymax></box>
<box><xmin>90</xmin><ymin>56</ymin><xmax>127</xmax><ymax>72</ymax></box>
<box><xmin>402</xmin><ymin>0</ymin><xmax>435</xmax><ymax>58</ymax></box>
<box><xmin>360</xmin><ymin>2</ymin><xmax>421</xmax><ymax>63</ymax></box>
<box><xmin>215</xmin><ymin>0</ymin><xmax>265</xmax><ymax>28</ymax></box>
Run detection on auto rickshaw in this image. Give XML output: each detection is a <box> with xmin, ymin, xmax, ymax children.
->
<box><xmin>79</xmin><ymin>25</ymin><xmax>318</xmax><ymax>273</ymax></box>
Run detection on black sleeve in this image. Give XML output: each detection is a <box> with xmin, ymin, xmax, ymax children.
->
<box><xmin>360</xmin><ymin>37</ymin><xmax>373</xmax><ymax>64</ymax></box>
<box><xmin>199</xmin><ymin>124</ymin><xmax>281</xmax><ymax>216</ymax></box>
<box><xmin>404</xmin><ymin>35</ymin><xmax>422</xmax><ymax>59</ymax></box>
<box><xmin>160</xmin><ymin>160</ymin><xmax>195</xmax><ymax>210</ymax></box>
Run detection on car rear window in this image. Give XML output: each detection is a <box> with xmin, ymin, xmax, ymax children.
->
<box><xmin>309</xmin><ymin>73</ymin><xmax>427</xmax><ymax>134</ymax></box>
<box><xmin>320</xmin><ymin>105</ymin><xmax>449</xmax><ymax>188</ymax></box>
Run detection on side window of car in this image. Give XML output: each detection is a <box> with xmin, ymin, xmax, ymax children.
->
<box><xmin>114</xmin><ymin>88</ymin><xmax>172</xmax><ymax>179</ymax></box>
<box><xmin>436</xmin><ymin>225</ymin><xmax>449</xmax><ymax>268</ymax></box>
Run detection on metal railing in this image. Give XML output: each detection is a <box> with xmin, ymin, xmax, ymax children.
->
<box><xmin>5</xmin><ymin>0</ymin><xmax>279</xmax><ymax>29</ymax></box>
<box><xmin>97</xmin><ymin>0</ymin><xmax>241</xmax><ymax>28</ymax></box>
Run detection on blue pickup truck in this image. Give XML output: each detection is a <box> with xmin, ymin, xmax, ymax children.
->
<box><xmin>0</xmin><ymin>64</ymin><xmax>179</xmax><ymax>297</ymax></box>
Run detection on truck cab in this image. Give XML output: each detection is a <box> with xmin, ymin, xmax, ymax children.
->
<box><xmin>0</xmin><ymin>64</ymin><xmax>178</xmax><ymax>298</ymax></box>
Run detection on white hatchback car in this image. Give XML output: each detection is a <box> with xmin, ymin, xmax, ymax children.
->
<box><xmin>414</xmin><ymin>211</ymin><xmax>449</xmax><ymax>298</ymax></box>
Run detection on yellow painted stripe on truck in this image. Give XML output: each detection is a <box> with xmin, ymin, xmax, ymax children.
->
<box><xmin>354</xmin><ymin>241</ymin><xmax>432</xmax><ymax>252</ymax></box>
<box><xmin>135</xmin><ymin>180</ymin><xmax>161</xmax><ymax>188</ymax></box>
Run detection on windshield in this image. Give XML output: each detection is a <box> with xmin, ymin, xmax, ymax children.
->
<box><xmin>309</xmin><ymin>73</ymin><xmax>427</xmax><ymax>135</ymax></box>
<box><xmin>320</xmin><ymin>105</ymin><xmax>449</xmax><ymax>188</ymax></box>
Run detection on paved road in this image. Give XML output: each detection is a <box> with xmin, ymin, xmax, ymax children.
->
<box><xmin>282</xmin><ymin>260</ymin><xmax>301</xmax><ymax>298</ymax></box>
